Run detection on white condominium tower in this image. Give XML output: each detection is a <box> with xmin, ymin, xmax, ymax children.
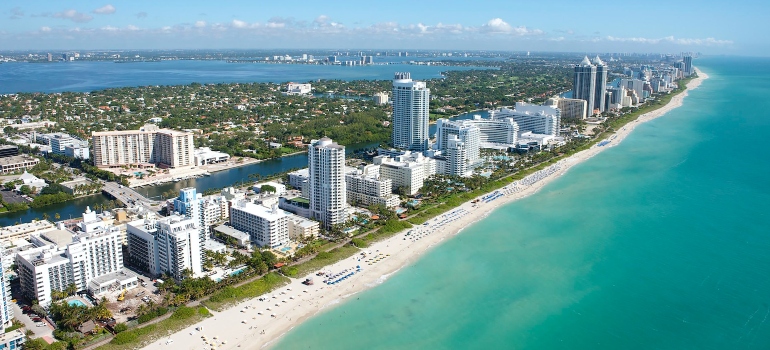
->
<box><xmin>573</xmin><ymin>56</ymin><xmax>597</xmax><ymax>114</ymax></box>
<box><xmin>391</xmin><ymin>72</ymin><xmax>430</xmax><ymax>152</ymax></box>
<box><xmin>308</xmin><ymin>138</ymin><xmax>348</xmax><ymax>230</ymax></box>
<box><xmin>434</xmin><ymin>119</ymin><xmax>481</xmax><ymax>166</ymax></box>
<box><xmin>92</xmin><ymin>124</ymin><xmax>194</xmax><ymax>168</ymax></box>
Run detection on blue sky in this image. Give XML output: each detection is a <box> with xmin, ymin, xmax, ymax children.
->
<box><xmin>1</xmin><ymin>0</ymin><xmax>766</xmax><ymax>55</ymax></box>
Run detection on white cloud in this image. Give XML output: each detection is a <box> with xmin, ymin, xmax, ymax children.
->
<box><xmin>194</xmin><ymin>20</ymin><xmax>206</xmax><ymax>28</ymax></box>
<box><xmin>606</xmin><ymin>35</ymin><xmax>733</xmax><ymax>46</ymax></box>
<box><xmin>93</xmin><ymin>5</ymin><xmax>116</xmax><ymax>15</ymax></box>
<box><xmin>52</xmin><ymin>9</ymin><xmax>93</xmax><ymax>23</ymax></box>
<box><xmin>231</xmin><ymin>19</ymin><xmax>250</xmax><ymax>29</ymax></box>
<box><xmin>126</xmin><ymin>25</ymin><xmax>139</xmax><ymax>31</ymax></box>
<box><xmin>40</xmin><ymin>26</ymin><xmax>51</xmax><ymax>32</ymax></box>
<box><xmin>481</xmin><ymin>18</ymin><xmax>542</xmax><ymax>36</ymax></box>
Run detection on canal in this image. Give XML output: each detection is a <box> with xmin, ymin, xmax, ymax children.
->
<box><xmin>0</xmin><ymin>110</ymin><xmax>493</xmax><ymax>227</ymax></box>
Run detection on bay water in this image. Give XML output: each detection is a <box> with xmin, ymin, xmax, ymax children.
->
<box><xmin>274</xmin><ymin>57</ymin><xmax>770</xmax><ymax>349</ymax></box>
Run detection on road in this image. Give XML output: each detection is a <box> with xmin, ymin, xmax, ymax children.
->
<box><xmin>101</xmin><ymin>181</ymin><xmax>162</xmax><ymax>213</ymax></box>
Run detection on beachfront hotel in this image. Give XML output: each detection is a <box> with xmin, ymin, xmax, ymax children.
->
<box><xmin>374</xmin><ymin>151</ymin><xmax>437</xmax><ymax>195</ymax></box>
<box><xmin>0</xmin><ymin>248</ymin><xmax>23</xmax><ymax>349</ymax></box>
<box><xmin>308</xmin><ymin>138</ymin><xmax>348</xmax><ymax>230</ymax></box>
<box><xmin>16</xmin><ymin>208</ymin><xmax>127</xmax><ymax>307</ymax></box>
<box><xmin>345</xmin><ymin>164</ymin><xmax>400</xmax><ymax>209</ymax></box>
<box><xmin>435</xmin><ymin>119</ymin><xmax>481</xmax><ymax>165</ymax></box>
<box><xmin>91</xmin><ymin>124</ymin><xmax>194</xmax><ymax>169</ymax></box>
<box><xmin>546</xmin><ymin>97</ymin><xmax>588</xmax><ymax>120</ymax></box>
<box><xmin>230</xmin><ymin>200</ymin><xmax>290</xmax><ymax>249</ymax></box>
<box><xmin>391</xmin><ymin>72</ymin><xmax>430</xmax><ymax>152</ymax></box>
<box><xmin>491</xmin><ymin>102</ymin><xmax>561</xmax><ymax>137</ymax></box>
<box><xmin>126</xmin><ymin>215</ymin><xmax>202</xmax><ymax>280</ymax></box>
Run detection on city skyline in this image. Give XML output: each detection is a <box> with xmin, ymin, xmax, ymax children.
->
<box><xmin>0</xmin><ymin>0</ymin><xmax>763</xmax><ymax>55</ymax></box>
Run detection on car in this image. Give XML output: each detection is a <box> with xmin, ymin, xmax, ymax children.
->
<box><xmin>32</xmin><ymin>317</ymin><xmax>41</xmax><ymax>322</ymax></box>
<box><xmin>36</xmin><ymin>323</ymin><xmax>45</xmax><ymax>327</ymax></box>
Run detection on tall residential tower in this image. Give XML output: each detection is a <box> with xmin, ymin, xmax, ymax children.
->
<box><xmin>593</xmin><ymin>56</ymin><xmax>608</xmax><ymax>113</ymax></box>
<box><xmin>308</xmin><ymin>138</ymin><xmax>348</xmax><ymax>230</ymax></box>
<box><xmin>391</xmin><ymin>72</ymin><xmax>430</xmax><ymax>152</ymax></box>
<box><xmin>573</xmin><ymin>56</ymin><xmax>597</xmax><ymax>114</ymax></box>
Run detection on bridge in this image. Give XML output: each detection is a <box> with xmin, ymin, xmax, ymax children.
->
<box><xmin>102</xmin><ymin>182</ymin><xmax>163</xmax><ymax>213</ymax></box>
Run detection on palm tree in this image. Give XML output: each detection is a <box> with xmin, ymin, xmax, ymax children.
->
<box><xmin>54</xmin><ymin>213</ymin><xmax>61</xmax><ymax>220</ymax></box>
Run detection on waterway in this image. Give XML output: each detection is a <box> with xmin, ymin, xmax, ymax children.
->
<box><xmin>0</xmin><ymin>59</ymin><xmax>493</xmax><ymax>94</ymax></box>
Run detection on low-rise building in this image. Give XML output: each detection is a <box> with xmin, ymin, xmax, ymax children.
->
<box><xmin>194</xmin><ymin>147</ymin><xmax>230</xmax><ymax>166</ymax></box>
<box><xmin>374</xmin><ymin>152</ymin><xmax>437</xmax><ymax>195</ymax></box>
<box><xmin>0</xmin><ymin>155</ymin><xmax>40</xmax><ymax>174</ymax></box>
<box><xmin>230</xmin><ymin>201</ymin><xmax>289</xmax><ymax>249</ymax></box>
<box><xmin>287</xmin><ymin>215</ymin><xmax>320</xmax><ymax>239</ymax></box>
<box><xmin>213</xmin><ymin>225</ymin><xmax>251</xmax><ymax>248</ymax></box>
<box><xmin>346</xmin><ymin>165</ymin><xmax>400</xmax><ymax>208</ymax></box>
<box><xmin>279</xmin><ymin>196</ymin><xmax>311</xmax><ymax>218</ymax></box>
<box><xmin>0</xmin><ymin>220</ymin><xmax>55</xmax><ymax>247</ymax></box>
<box><xmin>285</xmin><ymin>83</ymin><xmax>312</xmax><ymax>95</ymax></box>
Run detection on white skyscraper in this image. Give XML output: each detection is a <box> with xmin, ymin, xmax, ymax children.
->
<box><xmin>308</xmin><ymin>138</ymin><xmax>348</xmax><ymax>230</ymax></box>
<box><xmin>391</xmin><ymin>72</ymin><xmax>430</xmax><ymax>152</ymax></box>
<box><xmin>435</xmin><ymin>119</ymin><xmax>481</xmax><ymax>166</ymax></box>
<box><xmin>593</xmin><ymin>56</ymin><xmax>608</xmax><ymax>113</ymax></box>
<box><xmin>0</xmin><ymin>248</ymin><xmax>12</xmax><ymax>328</ymax></box>
<box><xmin>127</xmin><ymin>215</ymin><xmax>202</xmax><ymax>280</ymax></box>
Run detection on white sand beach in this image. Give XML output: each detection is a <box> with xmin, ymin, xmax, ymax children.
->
<box><xmin>142</xmin><ymin>70</ymin><xmax>707</xmax><ymax>350</ymax></box>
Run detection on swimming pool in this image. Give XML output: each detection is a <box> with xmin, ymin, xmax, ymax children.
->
<box><xmin>280</xmin><ymin>247</ymin><xmax>292</xmax><ymax>252</ymax></box>
<box><xmin>68</xmin><ymin>299</ymin><xmax>86</xmax><ymax>307</ymax></box>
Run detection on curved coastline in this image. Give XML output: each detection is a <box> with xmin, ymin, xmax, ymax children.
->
<box><xmin>141</xmin><ymin>69</ymin><xmax>708</xmax><ymax>350</ymax></box>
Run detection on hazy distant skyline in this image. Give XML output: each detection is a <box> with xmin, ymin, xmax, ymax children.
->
<box><xmin>1</xmin><ymin>0</ymin><xmax>766</xmax><ymax>56</ymax></box>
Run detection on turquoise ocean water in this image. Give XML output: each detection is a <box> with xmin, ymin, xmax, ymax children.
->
<box><xmin>275</xmin><ymin>56</ymin><xmax>770</xmax><ymax>349</ymax></box>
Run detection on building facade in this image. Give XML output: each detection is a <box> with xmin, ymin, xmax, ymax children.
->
<box><xmin>374</xmin><ymin>152</ymin><xmax>437</xmax><ymax>195</ymax></box>
<box><xmin>492</xmin><ymin>103</ymin><xmax>561</xmax><ymax>136</ymax></box>
<box><xmin>230</xmin><ymin>201</ymin><xmax>289</xmax><ymax>248</ymax></box>
<box><xmin>593</xmin><ymin>56</ymin><xmax>608</xmax><ymax>113</ymax></box>
<box><xmin>126</xmin><ymin>215</ymin><xmax>202</xmax><ymax>280</ymax></box>
<box><xmin>91</xmin><ymin>124</ymin><xmax>194</xmax><ymax>168</ymax></box>
<box><xmin>391</xmin><ymin>72</ymin><xmax>430</xmax><ymax>152</ymax></box>
<box><xmin>345</xmin><ymin>165</ymin><xmax>400</xmax><ymax>208</ymax></box>
<box><xmin>573</xmin><ymin>56</ymin><xmax>597</xmax><ymax>114</ymax></box>
<box><xmin>308</xmin><ymin>138</ymin><xmax>348</xmax><ymax>230</ymax></box>
<box><xmin>434</xmin><ymin>119</ymin><xmax>481</xmax><ymax>166</ymax></box>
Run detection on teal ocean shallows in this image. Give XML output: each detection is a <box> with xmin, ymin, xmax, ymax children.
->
<box><xmin>275</xmin><ymin>57</ymin><xmax>770</xmax><ymax>349</ymax></box>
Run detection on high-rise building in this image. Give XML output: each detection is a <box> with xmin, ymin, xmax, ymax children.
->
<box><xmin>546</xmin><ymin>97</ymin><xmax>588</xmax><ymax>120</ymax></box>
<box><xmin>491</xmin><ymin>102</ymin><xmax>561</xmax><ymax>136</ymax></box>
<box><xmin>345</xmin><ymin>165</ymin><xmax>400</xmax><ymax>208</ymax></box>
<box><xmin>434</xmin><ymin>119</ymin><xmax>481</xmax><ymax>166</ymax></box>
<box><xmin>391</xmin><ymin>72</ymin><xmax>430</xmax><ymax>152</ymax></box>
<box><xmin>593</xmin><ymin>56</ymin><xmax>608</xmax><ymax>113</ymax></box>
<box><xmin>92</xmin><ymin>124</ymin><xmax>194</xmax><ymax>169</ymax></box>
<box><xmin>573</xmin><ymin>56</ymin><xmax>597</xmax><ymax>114</ymax></box>
<box><xmin>308</xmin><ymin>138</ymin><xmax>348</xmax><ymax>230</ymax></box>
<box><xmin>126</xmin><ymin>215</ymin><xmax>202</xmax><ymax>280</ymax></box>
<box><xmin>445</xmin><ymin>135</ymin><xmax>471</xmax><ymax>177</ymax></box>
<box><xmin>373</xmin><ymin>152</ymin><xmax>436</xmax><ymax>195</ymax></box>
<box><xmin>17</xmin><ymin>208</ymin><xmax>126</xmax><ymax>306</ymax></box>
<box><xmin>0</xmin><ymin>248</ymin><xmax>13</xmax><ymax>328</ymax></box>
<box><xmin>230</xmin><ymin>201</ymin><xmax>289</xmax><ymax>248</ymax></box>
<box><xmin>683</xmin><ymin>54</ymin><xmax>693</xmax><ymax>76</ymax></box>
<box><xmin>174</xmin><ymin>188</ymin><xmax>207</xmax><ymax>245</ymax></box>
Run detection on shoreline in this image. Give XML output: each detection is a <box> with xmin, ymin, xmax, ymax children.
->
<box><xmin>142</xmin><ymin>69</ymin><xmax>707</xmax><ymax>350</ymax></box>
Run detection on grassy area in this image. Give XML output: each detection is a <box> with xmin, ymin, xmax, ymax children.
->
<box><xmin>293</xmin><ymin>244</ymin><xmax>361</xmax><ymax>277</ymax></box>
<box><xmin>97</xmin><ymin>306</ymin><xmax>211</xmax><ymax>350</ymax></box>
<box><xmin>202</xmin><ymin>272</ymin><xmax>290</xmax><ymax>311</ymax></box>
<box><xmin>360</xmin><ymin>219</ymin><xmax>413</xmax><ymax>243</ymax></box>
